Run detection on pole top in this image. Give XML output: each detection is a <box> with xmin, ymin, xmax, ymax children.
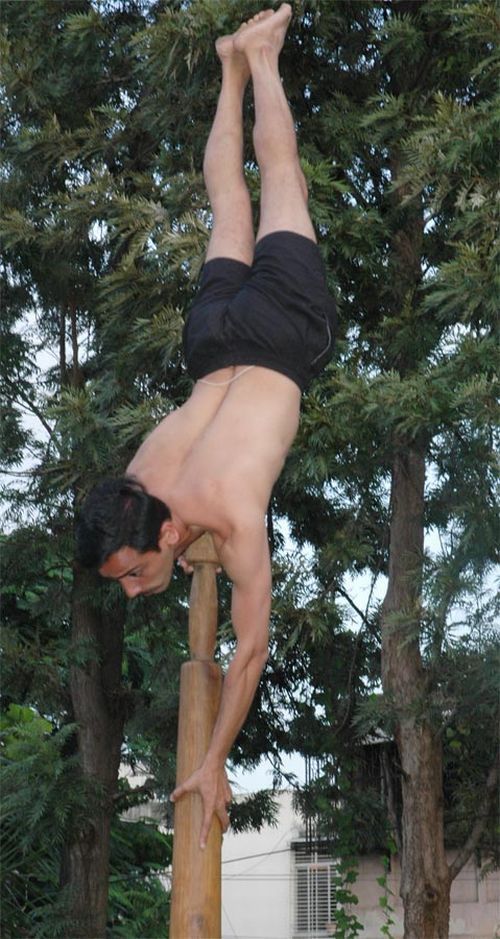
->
<box><xmin>184</xmin><ymin>532</ymin><xmax>219</xmax><ymax>566</ymax></box>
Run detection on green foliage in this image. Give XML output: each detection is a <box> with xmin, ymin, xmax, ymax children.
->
<box><xmin>0</xmin><ymin>707</ymin><xmax>86</xmax><ymax>938</ymax></box>
<box><xmin>0</xmin><ymin>528</ymin><xmax>73</xmax><ymax>718</ymax></box>
<box><xmin>330</xmin><ymin>857</ymin><xmax>363</xmax><ymax>939</ymax></box>
<box><xmin>377</xmin><ymin>843</ymin><xmax>397</xmax><ymax>939</ymax></box>
<box><xmin>0</xmin><ymin>702</ymin><xmax>173</xmax><ymax>938</ymax></box>
<box><xmin>107</xmin><ymin>818</ymin><xmax>171</xmax><ymax>938</ymax></box>
<box><xmin>229</xmin><ymin>789</ymin><xmax>280</xmax><ymax>834</ymax></box>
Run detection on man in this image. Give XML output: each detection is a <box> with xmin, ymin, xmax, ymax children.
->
<box><xmin>77</xmin><ymin>3</ymin><xmax>336</xmax><ymax>849</ymax></box>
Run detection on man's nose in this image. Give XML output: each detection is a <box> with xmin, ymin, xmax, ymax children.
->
<box><xmin>122</xmin><ymin>582</ymin><xmax>142</xmax><ymax>599</ymax></box>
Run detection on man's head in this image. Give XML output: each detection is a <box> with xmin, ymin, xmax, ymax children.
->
<box><xmin>76</xmin><ymin>476</ymin><xmax>178</xmax><ymax>597</ymax></box>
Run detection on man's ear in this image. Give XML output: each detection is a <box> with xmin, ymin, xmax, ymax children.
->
<box><xmin>158</xmin><ymin>520</ymin><xmax>180</xmax><ymax>547</ymax></box>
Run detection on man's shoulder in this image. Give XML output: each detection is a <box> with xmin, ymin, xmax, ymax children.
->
<box><xmin>174</xmin><ymin>474</ymin><xmax>258</xmax><ymax>534</ymax></box>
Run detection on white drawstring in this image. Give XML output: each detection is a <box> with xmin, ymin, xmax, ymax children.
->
<box><xmin>198</xmin><ymin>365</ymin><xmax>256</xmax><ymax>387</ymax></box>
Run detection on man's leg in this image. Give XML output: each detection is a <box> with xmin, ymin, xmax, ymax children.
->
<box><xmin>203</xmin><ymin>35</ymin><xmax>255</xmax><ymax>265</ymax></box>
<box><xmin>234</xmin><ymin>4</ymin><xmax>316</xmax><ymax>244</ymax></box>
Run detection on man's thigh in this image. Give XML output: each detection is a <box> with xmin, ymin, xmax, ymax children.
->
<box><xmin>205</xmin><ymin>189</ymin><xmax>255</xmax><ymax>265</ymax></box>
<box><xmin>256</xmin><ymin>165</ymin><xmax>316</xmax><ymax>243</ymax></box>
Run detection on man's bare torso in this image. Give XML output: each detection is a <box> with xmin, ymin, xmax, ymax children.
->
<box><xmin>127</xmin><ymin>365</ymin><xmax>301</xmax><ymax>551</ymax></box>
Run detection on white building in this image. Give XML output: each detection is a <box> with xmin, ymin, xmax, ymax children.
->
<box><xmin>222</xmin><ymin>791</ymin><xmax>500</xmax><ymax>939</ymax></box>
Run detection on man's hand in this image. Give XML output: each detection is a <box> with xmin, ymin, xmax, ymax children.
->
<box><xmin>177</xmin><ymin>555</ymin><xmax>222</xmax><ymax>575</ymax></box>
<box><xmin>170</xmin><ymin>762</ymin><xmax>232</xmax><ymax>850</ymax></box>
<box><xmin>177</xmin><ymin>555</ymin><xmax>194</xmax><ymax>574</ymax></box>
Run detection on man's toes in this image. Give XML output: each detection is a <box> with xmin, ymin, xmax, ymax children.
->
<box><xmin>242</xmin><ymin>9</ymin><xmax>274</xmax><ymax>29</ymax></box>
<box><xmin>254</xmin><ymin>10</ymin><xmax>275</xmax><ymax>23</ymax></box>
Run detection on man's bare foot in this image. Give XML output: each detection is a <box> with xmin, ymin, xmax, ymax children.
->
<box><xmin>215</xmin><ymin>33</ymin><xmax>251</xmax><ymax>84</ymax></box>
<box><xmin>216</xmin><ymin>10</ymin><xmax>276</xmax><ymax>77</ymax></box>
<box><xmin>234</xmin><ymin>3</ymin><xmax>292</xmax><ymax>58</ymax></box>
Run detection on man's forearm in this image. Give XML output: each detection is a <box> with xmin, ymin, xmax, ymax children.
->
<box><xmin>202</xmin><ymin>647</ymin><xmax>268</xmax><ymax>770</ymax></box>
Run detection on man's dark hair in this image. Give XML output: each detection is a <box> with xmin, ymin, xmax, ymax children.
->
<box><xmin>76</xmin><ymin>476</ymin><xmax>171</xmax><ymax>569</ymax></box>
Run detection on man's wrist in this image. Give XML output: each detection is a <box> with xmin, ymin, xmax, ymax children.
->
<box><xmin>202</xmin><ymin>751</ymin><xmax>226</xmax><ymax>772</ymax></box>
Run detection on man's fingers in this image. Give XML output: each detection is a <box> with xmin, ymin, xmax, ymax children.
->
<box><xmin>200</xmin><ymin>808</ymin><xmax>213</xmax><ymax>850</ymax></box>
<box><xmin>178</xmin><ymin>558</ymin><xmax>222</xmax><ymax>576</ymax></box>
<box><xmin>170</xmin><ymin>780</ymin><xmax>189</xmax><ymax>802</ymax></box>
<box><xmin>170</xmin><ymin>766</ymin><xmax>230</xmax><ymax>848</ymax></box>
<box><xmin>217</xmin><ymin>804</ymin><xmax>230</xmax><ymax>833</ymax></box>
<box><xmin>200</xmin><ymin>800</ymin><xmax>230</xmax><ymax>849</ymax></box>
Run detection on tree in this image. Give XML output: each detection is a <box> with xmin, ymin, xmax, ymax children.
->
<box><xmin>270</xmin><ymin>2</ymin><xmax>499</xmax><ymax>936</ymax></box>
<box><xmin>1</xmin><ymin>1</ymin><xmax>175</xmax><ymax>933</ymax></box>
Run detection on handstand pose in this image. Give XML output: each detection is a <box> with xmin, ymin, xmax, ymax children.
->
<box><xmin>77</xmin><ymin>4</ymin><xmax>336</xmax><ymax>848</ymax></box>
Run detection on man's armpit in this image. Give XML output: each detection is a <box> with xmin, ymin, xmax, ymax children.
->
<box><xmin>217</xmin><ymin>519</ymin><xmax>271</xmax><ymax>589</ymax></box>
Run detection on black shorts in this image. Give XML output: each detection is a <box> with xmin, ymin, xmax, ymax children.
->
<box><xmin>182</xmin><ymin>230</ymin><xmax>337</xmax><ymax>392</ymax></box>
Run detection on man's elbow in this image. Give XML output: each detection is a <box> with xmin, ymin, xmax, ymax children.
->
<box><xmin>253</xmin><ymin>645</ymin><xmax>269</xmax><ymax>671</ymax></box>
<box><xmin>234</xmin><ymin>641</ymin><xmax>269</xmax><ymax>675</ymax></box>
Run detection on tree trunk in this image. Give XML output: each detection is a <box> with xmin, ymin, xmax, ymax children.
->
<box><xmin>61</xmin><ymin>565</ymin><xmax>126</xmax><ymax>938</ymax></box>
<box><xmin>381</xmin><ymin>446</ymin><xmax>450</xmax><ymax>938</ymax></box>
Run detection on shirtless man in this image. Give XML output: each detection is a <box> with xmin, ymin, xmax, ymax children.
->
<box><xmin>77</xmin><ymin>3</ymin><xmax>336</xmax><ymax>849</ymax></box>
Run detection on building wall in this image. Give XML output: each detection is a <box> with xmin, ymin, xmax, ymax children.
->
<box><xmin>222</xmin><ymin>791</ymin><xmax>300</xmax><ymax>939</ymax></box>
<box><xmin>222</xmin><ymin>791</ymin><xmax>500</xmax><ymax>939</ymax></box>
<box><xmin>353</xmin><ymin>852</ymin><xmax>499</xmax><ymax>939</ymax></box>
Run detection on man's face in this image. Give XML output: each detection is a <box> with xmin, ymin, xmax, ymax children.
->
<box><xmin>99</xmin><ymin>543</ymin><xmax>174</xmax><ymax>598</ymax></box>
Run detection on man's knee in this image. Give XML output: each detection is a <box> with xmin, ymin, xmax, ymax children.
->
<box><xmin>261</xmin><ymin>162</ymin><xmax>309</xmax><ymax>206</ymax></box>
<box><xmin>210</xmin><ymin>187</ymin><xmax>253</xmax><ymax>222</ymax></box>
<box><xmin>296</xmin><ymin>165</ymin><xmax>309</xmax><ymax>203</ymax></box>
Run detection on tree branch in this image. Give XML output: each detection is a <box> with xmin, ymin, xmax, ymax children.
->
<box><xmin>112</xmin><ymin>780</ymin><xmax>156</xmax><ymax>805</ymax></box>
<box><xmin>448</xmin><ymin>753</ymin><xmax>500</xmax><ymax>881</ymax></box>
<box><xmin>3</xmin><ymin>375</ymin><xmax>54</xmax><ymax>438</ymax></box>
<box><xmin>335</xmin><ymin>585</ymin><xmax>371</xmax><ymax>628</ymax></box>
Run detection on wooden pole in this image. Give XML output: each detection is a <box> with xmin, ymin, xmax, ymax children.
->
<box><xmin>169</xmin><ymin>534</ymin><xmax>222</xmax><ymax>939</ymax></box>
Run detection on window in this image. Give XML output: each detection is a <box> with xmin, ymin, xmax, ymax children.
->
<box><xmin>294</xmin><ymin>846</ymin><xmax>336</xmax><ymax>938</ymax></box>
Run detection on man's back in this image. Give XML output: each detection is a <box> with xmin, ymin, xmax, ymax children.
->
<box><xmin>127</xmin><ymin>364</ymin><xmax>301</xmax><ymax>541</ymax></box>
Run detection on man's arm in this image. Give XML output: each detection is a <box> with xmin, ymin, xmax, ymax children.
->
<box><xmin>170</xmin><ymin>516</ymin><xmax>271</xmax><ymax>848</ymax></box>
